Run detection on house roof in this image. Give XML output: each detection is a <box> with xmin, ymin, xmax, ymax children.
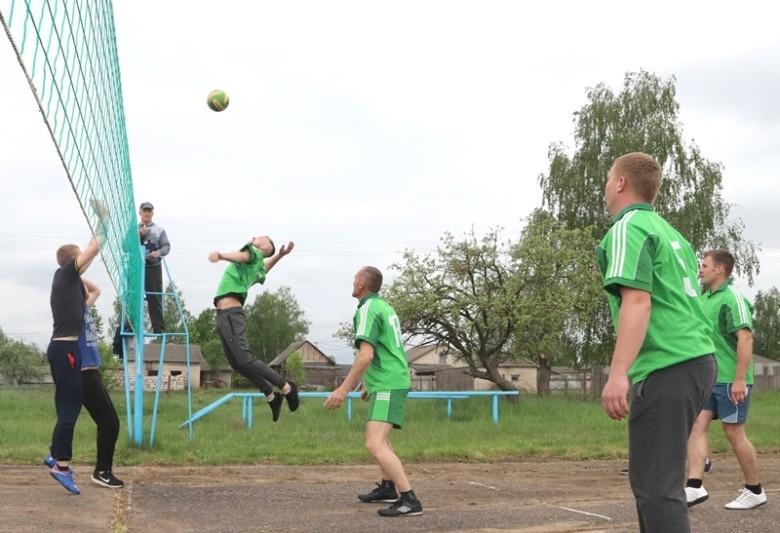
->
<box><xmin>269</xmin><ymin>340</ymin><xmax>335</xmax><ymax>366</ymax></box>
<box><xmin>406</xmin><ymin>345</ymin><xmax>439</xmax><ymax>363</ymax></box>
<box><xmin>127</xmin><ymin>343</ymin><xmax>203</xmax><ymax>364</ymax></box>
<box><xmin>754</xmin><ymin>354</ymin><xmax>780</xmax><ymax>365</ymax></box>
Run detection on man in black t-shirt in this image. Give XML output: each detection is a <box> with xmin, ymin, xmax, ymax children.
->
<box><xmin>47</xmin><ymin>228</ymin><xmax>103</xmax><ymax>495</ymax></box>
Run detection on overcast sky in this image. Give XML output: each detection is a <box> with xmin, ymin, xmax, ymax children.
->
<box><xmin>1</xmin><ymin>0</ymin><xmax>779</xmax><ymax>362</ymax></box>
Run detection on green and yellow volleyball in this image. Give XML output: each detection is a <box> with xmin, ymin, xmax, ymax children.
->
<box><xmin>207</xmin><ymin>89</ymin><xmax>229</xmax><ymax>112</ymax></box>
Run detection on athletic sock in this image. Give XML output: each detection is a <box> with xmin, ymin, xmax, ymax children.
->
<box><xmin>400</xmin><ymin>489</ymin><xmax>418</xmax><ymax>502</ymax></box>
<box><xmin>745</xmin><ymin>483</ymin><xmax>762</xmax><ymax>495</ymax></box>
<box><xmin>686</xmin><ymin>478</ymin><xmax>703</xmax><ymax>489</ymax></box>
<box><xmin>381</xmin><ymin>479</ymin><xmax>395</xmax><ymax>490</ymax></box>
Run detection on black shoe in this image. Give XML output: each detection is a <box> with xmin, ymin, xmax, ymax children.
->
<box><xmin>91</xmin><ymin>470</ymin><xmax>124</xmax><ymax>489</ymax></box>
<box><xmin>358</xmin><ymin>482</ymin><xmax>399</xmax><ymax>503</ymax></box>
<box><xmin>619</xmin><ymin>467</ymin><xmax>629</xmax><ymax>476</ymax></box>
<box><xmin>704</xmin><ymin>457</ymin><xmax>713</xmax><ymax>473</ymax></box>
<box><xmin>377</xmin><ymin>497</ymin><xmax>423</xmax><ymax>517</ymax></box>
<box><xmin>284</xmin><ymin>382</ymin><xmax>299</xmax><ymax>412</ymax></box>
<box><xmin>268</xmin><ymin>393</ymin><xmax>284</xmax><ymax>422</ymax></box>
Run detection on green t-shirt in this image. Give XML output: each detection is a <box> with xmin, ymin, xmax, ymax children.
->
<box><xmin>214</xmin><ymin>244</ymin><xmax>267</xmax><ymax>302</ymax></box>
<box><xmin>353</xmin><ymin>293</ymin><xmax>411</xmax><ymax>393</ymax></box>
<box><xmin>703</xmin><ymin>278</ymin><xmax>754</xmax><ymax>384</ymax></box>
<box><xmin>597</xmin><ymin>204</ymin><xmax>715</xmax><ymax>384</ymax></box>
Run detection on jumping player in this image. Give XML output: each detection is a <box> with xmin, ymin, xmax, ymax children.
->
<box><xmin>209</xmin><ymin>236</ymin><xmax>299</xmax><ymax>421</ymax></box>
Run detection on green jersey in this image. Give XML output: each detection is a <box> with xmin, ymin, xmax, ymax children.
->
<box><xmin>597</xmin><ymin>204</ymin><xmax>715</xmax><ymax>384</ymax></box>
<box><xmin>703</xmin><ymin>278</ymin><xmax>754</xmax><ymax>384</ymax></box>
<box><xmin>353</xmin><ymin>293</ymin><xmax>411</xmax><ymax>393</ymax></box>
<box><xmin>214</xmin><ymin>244</ymin><xmax>266</xmax><ymax>303</ymax></box>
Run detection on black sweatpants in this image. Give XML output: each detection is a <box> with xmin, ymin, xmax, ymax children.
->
<box><xmin>145</xmin><ymin>264</ymin><xmax>164</xmax><ymax>333</ymax></box>
<box><xmin>216</xmin><ymin>307</ymin><xmax>284</xmax><ymax>395</ymax></box>
<box><xmin>628</xmin><ymin>355</ymin><xmax>717</xmax><ymax>533</ymax></box>
<box><xmin>47</xmin><ymin>340</ymin><xmax>82</xmax><ymax>462</ymax></box>
<box><xmin>82</xmin><ymin>369</ymin><xmax>120</xmax><ymax>473</ymax></box>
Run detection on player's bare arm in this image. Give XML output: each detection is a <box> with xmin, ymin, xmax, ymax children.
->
<box><xmin>324</xmin><ymin>341</ymin><xmax>373</xmax><ymax>410</ymax></box>
<box><xmin>602</xmin><ymin>287</ymin><xmax>651</xmax><ymax>420</ymax></box>
<box><xmin>265</xmin><ymin>241</ymin><xmax>295</xmax><ymax>273</ymax></box>
<box><xmin>208</xmin><ymin>249</ymin><xmax>251</xmax><ymax>263</ymax></box>
<box><xmin>731</xmin><ymin>328</ymin><xmax>753</xmax><ymax>405</ymax></box>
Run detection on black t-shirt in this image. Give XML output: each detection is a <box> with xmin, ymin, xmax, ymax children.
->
<box><xmin>51</xmin><ymin>258</ymin><xmax>86</xmax><ymax>338</ymax></box>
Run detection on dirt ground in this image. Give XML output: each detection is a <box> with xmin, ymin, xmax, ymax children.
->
<box><xmin>0</xmin><ymin>455</ymin><xmax>777</xmax><ymax>532</ymax></box>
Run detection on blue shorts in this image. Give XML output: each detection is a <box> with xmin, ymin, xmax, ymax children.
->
<box><xmin>702</xmin><ymin>383</ymin><xmax>752</xmax><ymax>424</ymax></box>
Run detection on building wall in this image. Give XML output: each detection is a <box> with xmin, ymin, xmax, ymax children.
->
<box><xmin>124</xmin><ymin>362</ymin><xmax>201</xmax><ymax>391</ymax></box>
<box><xmin>433</xmin><ymin>367</ymin><xmax>474</xmax><ymax>390</ymax></box>
<box><xmin>411</xmin><ymin>348</ymin><xmax>463</xmax><ymax>367</ymax></box>
<box><xmin>474</xmin><ymin>367</ymin><xmax>537</xmax><ymax>393</ymax></box>
<box><xmin>299</xmin><ymin>344</ymin><xmax>330</xmax><ymax>364</ymax></box>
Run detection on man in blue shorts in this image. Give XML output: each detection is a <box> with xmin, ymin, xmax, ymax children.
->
<box><xmin>685</xmin><ymin>250</ymin><xmax>766</xmax><ymax>510</ymax></box>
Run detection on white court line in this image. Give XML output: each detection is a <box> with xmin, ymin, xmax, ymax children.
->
<box><xmin>549</xmin><ymin>504</ymin><xmax>612</xmax><ymax>521</ymax></box>
<box><xmin>467</xmin><ymin>481</ymin><xmax>499</xmax><ymax>491</ymax></box>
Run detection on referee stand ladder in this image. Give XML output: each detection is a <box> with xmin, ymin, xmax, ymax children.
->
<box><xmin>118</xmin><ymin>253</ymin><xmax>193</xmax><ymax>448</ymax></box>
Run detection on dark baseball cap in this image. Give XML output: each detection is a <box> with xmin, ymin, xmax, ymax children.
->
<box><xmin>139</xmin><ymin>202</ymin><xmax>154</xmax><ymax>210</ymax></box>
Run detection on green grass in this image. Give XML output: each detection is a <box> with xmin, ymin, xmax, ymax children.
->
<box><xmin>2</xmin><ymin>387</ymin><xmax>778</xmax><ymax>466</ymax></box>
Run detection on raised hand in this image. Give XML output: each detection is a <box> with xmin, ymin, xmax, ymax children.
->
<box><xmin>278</xmin><ymin>241</ymin><xmax>295</xmax><ymax>256</ymax></box>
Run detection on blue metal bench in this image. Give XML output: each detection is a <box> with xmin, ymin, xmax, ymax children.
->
<box><xmin>179</xmin><ymin>390</ymin><xmax>520</xmax><ymax>431</ymax></box>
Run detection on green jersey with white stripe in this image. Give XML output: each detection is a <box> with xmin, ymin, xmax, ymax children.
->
<box><xmin>703</xmin><ymin>278</ymin><xmax>754</xmax><ymax>384</ymax></box>
<box><xmin>353</xmin><ymin>293</ymin><xmax>411</xmax><ymax>393</ymax></box>
<box><xmin>597</xmin><ymin>204</ymin><xmax>715</xmax><ymax>384</ymax></box>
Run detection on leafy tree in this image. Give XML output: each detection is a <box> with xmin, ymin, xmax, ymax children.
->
<box><xmin>386</xmin><ymin>229</ymin><xmax>522</xmax><ymax>390</ymax></box>
<box><xmin>89</xmin><ymin>306</ymin><xmax>105</xmax><ymax>340</ymax></box>
<box><xmin>245</xmin><ymin>287</ymin><xmax>310</xmax><ymax>363</ymax></box>
<box><xmin>537</xmin><ymin>71</ymin><xmax>760</xmax><ymax>365</ymax></box>
<box><xmin>753</xmin><ymin>288</ymin><xmax>780</xmax><ymax>358</ymax></box>
<box><xmin>284</xmin><ymin>351</ymin><xmax>307</xmax><ymax>385</ymax></box>
<box><xmin>162</xmin><ymin>282</ymin><xmax>193</xmax><ymax>338</ymax></box>
<box><xmin>511</xmin><ymin>210</ymin><xmax>604</xmax><ymax>395</ymax></box>
<box><xmin>187</xmin><ymin>309</ymin><xmax>226</xmax><ymax>369</ymax></box>
<box><xmin>539</xmin><ymin>70</ymin><xmax>759</xmax><ymax>281</ymax></box>
<box><xmin>0</xmin><ymin>329</ymin><xmax>46</xmax><ymax>385</ymax></box>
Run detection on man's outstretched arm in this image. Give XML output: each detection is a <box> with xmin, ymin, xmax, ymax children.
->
<box><xmin>265</xmin><ymin>241</ymin><xmax>295</xmax><ymax>273</ymax></box>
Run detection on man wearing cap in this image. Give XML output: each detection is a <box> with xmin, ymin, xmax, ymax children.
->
<box><xmin>138</xmin><ymin>202</ymin><xmax>170</xmax><ymax>333</ymax></box>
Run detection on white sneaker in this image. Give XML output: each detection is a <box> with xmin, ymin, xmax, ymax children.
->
<box><xmin>725</xmin><ymin>488</ymin><xmax>767</xmax><ymax>510</ymax></box>
<box><xmin>685</xmin><ymin>485</ymin><xmax>709</xmax><ymax>507</ymax></box>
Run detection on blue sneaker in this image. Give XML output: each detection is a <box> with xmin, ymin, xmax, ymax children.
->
<box><xmin>50</xmin><ymin>465</ymin><xmax>80</xmax><ymax>495</ymax></box>
<box><xmin>43</xmin><ymin>455</ymin><xmax>56</xmax><ymax>468</ymax></box>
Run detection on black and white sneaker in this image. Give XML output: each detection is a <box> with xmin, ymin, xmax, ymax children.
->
<box><xmin>268</xmin><ymin>393</ymin><xmax>284</xmax><ymax>422</ymax></box>
<box><xmin>284</xmin><ymin>382</ymin><xmax>299</xmax><ymax>412</ymax></box>
<box><xmin>377</xmin><ymin>497</ymin><xmax>423</xmax><ymax>517</ymax></box>
<box><xmin>91</xmin><ymin>470</ymin><xmax>124</xmax><ymax>489</ymax></box>
<box><xmin>358</xmin><ymin>482</ymin><xmax>399</xmax><ymax>503</ymax></box>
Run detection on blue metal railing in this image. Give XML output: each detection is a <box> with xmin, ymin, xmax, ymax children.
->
<box><xmin>180</xmin><ymin>390</ymin><xmax>521</xmax><ymax>431</ymax></box>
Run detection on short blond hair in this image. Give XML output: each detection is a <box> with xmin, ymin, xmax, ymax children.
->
<box><xmin>612</xmin><ymin>152</ymin><xmax>662</xmax><ymax>203</ymax></box>
<box><xmin>56</xmin><ymin>244</ymin><xmax>79</xmax><ymax>266</ymax></box>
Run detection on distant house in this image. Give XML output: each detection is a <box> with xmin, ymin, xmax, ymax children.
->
<box><xmin>270</xmin><ymin>340</ymin><xmax>349</xmax><ymax>389</ymax></box>
<box><xmin>473</xmin><ymin>359</ymin><xmax>538</xmax><ymax>392</ymax></box>
<box><xmin>125</xmin><ymin>343</ymin><xmax>203</xmax><ymax>391</ymax></box>
<box><xmin>406</xmin><ymin>345</ymin><xmax>466</xmax><ymax>390</ymax></box>
<box><xmin>405</xmin><ymin>345</ymin><xmax>539</xmax><ymax>392</ymax></box>
<box><xmin>753</xmin><ymin>354</ymin><xmax>780</xmax><ymax>391</ymax></box>
<box><xmin>200</xmin><ymin>358</ymin><xmax>233</xmax><ymax>389</ymax></box>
